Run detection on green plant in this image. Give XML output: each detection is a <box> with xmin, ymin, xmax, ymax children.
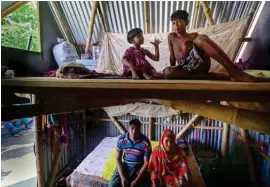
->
<box><xmin>1</xmin><ymin>2</ymin><xmax>40</xmax><ymax>52</ymax></box>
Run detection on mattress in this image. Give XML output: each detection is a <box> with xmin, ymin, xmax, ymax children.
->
<box><xmin>66</xmin><ymin>136</ymin><xmax>118</xmax><ymax>187</ymax></box>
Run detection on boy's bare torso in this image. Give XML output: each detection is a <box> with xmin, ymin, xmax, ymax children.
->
<box><xmin>169</xmin><ymin>32</ymin><xmax>211</xmax><ymax>72</ymax></box>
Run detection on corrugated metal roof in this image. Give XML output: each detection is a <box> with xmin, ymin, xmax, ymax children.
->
<box><xmin>52</xmin><ymin>1</ymin><xmax>259</xmax><ymax>53</ymax></box>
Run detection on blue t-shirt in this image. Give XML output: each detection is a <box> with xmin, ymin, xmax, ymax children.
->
<box><xmin>117</xmin><ymin>133</ymin><xmax>152</xmax><ymax>166</ymax></box>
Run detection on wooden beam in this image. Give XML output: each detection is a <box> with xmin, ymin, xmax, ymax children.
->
<box><xmin>152</xmin><ymin>100</ymin><xmax>270</xmax><ymax>134</ymax></box>
<box><xmin>201</xmin><ymin>1</ymin><xmax>214</xmax><ymax>25</ymax></box>
<box><xmin>110</xmin><ymin>117</ymin><xmax>127</xmax><ymax>134</ymax></box>
<box><xmin>144</xmin><ymin>1</ymin><xmax>149</xmax><ymax>33</ymax></box>
<box><xmin>193</xmin><ymin>1</ymin><xmax>200</xmax><ymax>29</ymax></box>
<box><xmin>240</xmin><ymin>128</ymin><xmax>257</xmax><ymax>186</ymax></box>
<box><xmin>1</xmin><ymin>1</ymin><xmax>29</xmax><ymax>18</ymax></box>
<box><xmin>149</xmin><ymin>117</ymin><xmax>154</xmax><ymax>140</ymax></box>
<box><xmin>85</xmin><ymin>1</ymin><xmax>98</xmax><ymax>54</ymax></box>
<box><xmin>221</xmin><ymin>123</ymin><xmax>230</xmax><ymax>157</ymax></box>
<box><xmin>176</xmin><ymin>114</ymin><xmax>202</xmax><ymax>139</ymax></box>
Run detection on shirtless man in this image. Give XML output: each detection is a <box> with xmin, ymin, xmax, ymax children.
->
<box><xmin>163</xmin><ymin>10</ymin><xmax>265</xmax><ymax>82</ymax></box>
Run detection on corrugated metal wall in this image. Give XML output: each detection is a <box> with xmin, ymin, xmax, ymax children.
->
<box><xmin>228</xmin><ymin>125</ymin><xmax>270</xmax><ymax>186</ymax></box>
<box><xmin>40</xmin><ymin>113</ymin><xmax>85</xmax><ymax>185</ymax></box>
<box><xmin>88</xmin><ymin>109</ymin><xmax>224</xmax><ymax>155</ymax></box>
<box><xmin>53</xmin><ymin>1</ymin><xmax>259</xmax><ymax>54</ymax></box>
<box><xmin>40</xmin><ymin>109</ymin><xmax>269</xmax><ymax>186</ymax></box>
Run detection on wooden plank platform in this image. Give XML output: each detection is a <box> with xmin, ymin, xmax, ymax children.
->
<box><xmin>1</xmin><ymin>77</ymin><xmax>270</xmax><ymax>121</ymax></box>
<box><xmin>2</xmin><ymin>77</ymin><xmax>270</xmax><ymax>91</ymax></box>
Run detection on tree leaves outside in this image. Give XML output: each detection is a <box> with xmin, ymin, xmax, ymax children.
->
<box><xmin>1</xmin><ymin>2</ymin><xmax>41</xmax><ymax>52</ymax></box>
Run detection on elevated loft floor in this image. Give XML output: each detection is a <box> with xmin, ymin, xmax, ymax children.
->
<box><xmin>2</xmin><ymin>77</ymin><xmax>270</xmax><ymax>120</ymax></box>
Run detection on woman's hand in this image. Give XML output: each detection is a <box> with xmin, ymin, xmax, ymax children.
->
<box><xmin>150</xmin><ymin>38</ymin><xmax>161</xmax><ymax>47</ymax></box>
<box><xmin>121</xmin><ymin>177</ymin><xmax>128</xmax><ymax>187</ymax></box>
<box><xmin>130</xmin><ymin>179</ymin><xmax>139</xmax><ymax>187</ymax></box>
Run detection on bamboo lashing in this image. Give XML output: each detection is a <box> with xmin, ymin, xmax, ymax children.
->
<box><xmin>1</xmin><ymin>1</ymin><xmax>29</xmax><ymax>18</ymax></box>
<box><xmin>201</xmin><ymin>1</ymin><xmax>214</xmax><ymax>25</ymax></box>
<box><xmin>193</xmin><ymin>1</ymin><xmax>200</xmax><ymax>29</ymax></box>
<box><xmin>151</xmin><ymin>99</ymin><xmax>270</xmax><ymax>134</ymax></box>
<box><xmin>221</xmin><ymin>123</ymin><xmax>229</xmax><ymax>157</ymax></box>
<box><xmin>144</xmin><ymin>1</ymin><xmax>149</xmax><ymax>33</ymax></box>
<box><xmin>240</xmin><ymin>129</ymin><xmax>258</xmax><ymax>186</ymax></box>
<box><xmin>176</xmin><ymin>114</ymin><xmax>202</xmax><ymax>139</ymax></box>
<box><xmin>110</xmin><ymin>117</ymin><xmax>127</xmax><ymax>134</ymax></box>
<box><xmin>85</xmin><ymin>1</ymin><xmax>98</xmax><ymax>54</ymax></box>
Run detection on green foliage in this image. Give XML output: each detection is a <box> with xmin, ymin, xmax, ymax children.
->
<box><xmin>1</xmin><ymin>2</ymin><xmax>41</xmax><ymax>52</ymax></box>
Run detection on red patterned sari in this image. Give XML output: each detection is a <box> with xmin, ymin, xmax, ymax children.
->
<box><xmin>148</xmin><ymin>129</ymin><xmax>189</xmax><ymax>187</ymax></box>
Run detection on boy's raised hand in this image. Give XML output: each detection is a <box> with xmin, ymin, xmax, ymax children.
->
<box><xmin>150</xmin><ymin>38</ymin><xmax>161</xmax><ymax>47</ymax></box>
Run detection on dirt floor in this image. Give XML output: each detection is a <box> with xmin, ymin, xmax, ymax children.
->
<box><xmin>1</xmin><ymin>124</ymin><xmax>36</xmax><ymax>187</ymax></box>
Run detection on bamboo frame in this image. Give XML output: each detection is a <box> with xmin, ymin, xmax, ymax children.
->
<box><xmin>97</xmin><ymin>1</ymin><xmax>107</xmax><ymax>32</ymax></box>
<box><xmin>221</xmin><ymin>123</ymin><xmax>229</xmax><ymax>157</ymax></box>
<box><xmin>152</xmin><ymin>100</ymin><xmax>270</xmax><ymax>134</ymax></box>
<box><xmin>83</xmin><ymin>111</ymin><xmax>87</xmax><ymax>156</ymax></box>
<box><xmin>144</xmin><ymin>1</ymin><xmax>149</xmax><ymax>33</ymax></box>
<box><xmin>1</xmin><ymin>1</ymin><xmax>29</xmax><ymax>18</ymax></box>
<box><xmin>193</xmin><ymin>1</ymin><xmax>200</xmax><ymax>29</ymax></box>
<box><xmin>48</xmin><ymin>145</ymin><xmax>64</xmax><ymax>187</ymax></box>
<box><xmin>176</xmin><ymin>115</ymin><xmax>202</xmax><ymax>139</ymax></box>
<box><xmin>85</xmin><ymin>1</ymin><xmax>99</xmax><ymax>54</ymax></box>
<box><xmin>33</xmin><ymin>95</ymin><xmax>45</xmax><ymax>187</ymax></box>
<box><xmin>48</xmin><ymin>2</ymin><xmax>72</xmax><ymax>42</ymax></box>
<box><xmin>149</xmin><ymin>117</ymin><xmax>154</xmax><ymax>140</ymax></box>
<box><xmin>201</xmin><ymin>1</ymin><xmax>214</xmax><ymax>25</ymax></box>
<box><xmin>89</xmin><ymin>117</ymin><xmax>223</xmax><ymax>130</ymax></box>
<box><xmin>240</xmin><ymin>129</ymin><xmax>257</xmax><ymax>186</ymax></box>
<box><xmin>110</xmin><ymin>117</ymin><xmax>127</xmax><ymax>134</ymax></box>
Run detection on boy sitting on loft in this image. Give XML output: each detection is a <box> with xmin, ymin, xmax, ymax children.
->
<box><xmin>163</xmin><ymin>10</ymin><xmax>266</xmax><ymax>82</ymax></box>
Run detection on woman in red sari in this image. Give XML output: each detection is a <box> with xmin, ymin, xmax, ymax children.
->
<box><xmin>149</xmin><ymin>129</ymin><xmax>189</xmax><ymax>187</ymax></box>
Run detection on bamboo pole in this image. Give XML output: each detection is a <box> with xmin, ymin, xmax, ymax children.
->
<box><xmin>232</xmin><ymin>13</ymin><xmax>254</xmax><ymax>61</ymax></box>
<box><xmin>48</xmin><ymin>2</ymin><xmax>72</xmax><ymax>42</ymax></box>
<box><xmin>251</xmin><ymin>147</ymin><xmax>270</xmax><ymax>162</ymax></box>
<box><xmin>110</xmin><ymin>117</ymin><xmax>127</xmax><ymax>134</ymax></box>
<box><xmin>97</xmin><ymin>1</ymin><xmax>107</xmax><ymax>32</ymax></box>
<box><xmin>83</xmin><ymin>111</ymin><xmax>87</xmax><ymax>156</ymax></box>
<box><xmin>85</xmin><ymin>1</ymin><xmax>98</xmax><ymax>54</ymax></box>
<box><xmin>1</xmin><ymin>1</ymin><xmax>29</xmax><ymax>18</ymax></box>
<box><xmin>201</xmin><ymin>1</ymin><xmax>214</xmax><ymax>25</ymax></box>
<box><xmin>221</xmin><ymin>123</ymin><xmax>230</xmax><ymax>157</ymax></box>
<box><xmin>48</xmin><ymin>145</ymin><xmax>64</xmax><ymax>187</ymax></box>
<box><xmin>193</xmin><ymin>1</ymin><xmax>200</xmax><ymax>29</ymax></box>
<box><xmin>149</xmin><ymin>117</ymin><xmax>154</xmax><ymax>140</ymax></box>
<box><xmin>33</xmin><ymin>95</ymin><xmax>45</xmax><ymax>187</ymax></box>
<box><xmin>144</xmin><ymin>1</ymin><xmax>149</xmax><ymax>33</ymax></box>
<box><xmin>151</xmin><ymin>99</ymin><xmax>270</xmax><ymax>134</ymax></box>
<box><xmin>89</xmin><ymin>117</ymin><xmax>223</xmax><ymax>130</ymax></box>
<box><xmin>176</xmin><ymin>114</ymin><xmax>202</xmax><ymax>139</ymax></box>
<box><xmin>240</xmin><ymin>128</ymin><xmax>257</xmax><ymax>186</ymax></box>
